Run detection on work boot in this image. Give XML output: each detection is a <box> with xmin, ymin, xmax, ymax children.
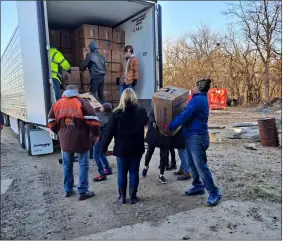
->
<box><xmin>65</xmin><ymin>190</ymin><xmax>74</xmax><ymax>198</ymax></box>
<box><xmin>173</xmin><ymin>167</ymin><xmax>184</xmax><ymax>175</ymax></box>
<box><xmin>93</xmin><ymin>173</ymin><xmax>107</xmax><ymax>182</ymax></box>
<box><xmin>117</xmin><ymin>188</ymin><xmax>126</xmax><ymax>204</ymax></box>
<box><xmin>185</xmin><ymin>186</ymin><xmax>205</xmax><ymax>196</ymax></box>
<box><xmin>78</xmin><ymin>191</ymin><xmax>95</xmax><ymax>201</ymax></box>
<box><xmin>129</xmin><ymin>188</ymin><xmax>139</xmax><ymax>204</ymax></box>
<box><xmin>142</xmin><ymin>166</ymin><xmax>149</xmax><ymax>177</ymax></box>
<box><xmin>207</xmin><ymin>189</ymin><xmax>222</xmax><ymax>206</ymax></box>
<box><xmin>177</xmin><ymin>173</ymin><xmax>192</xmax><ymax>181</ymax></box>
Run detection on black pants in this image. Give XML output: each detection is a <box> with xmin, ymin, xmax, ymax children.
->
<box><xmin>169</xmin><ymin>148</ymin><xmax>176</xmax><ymax>164</ymax></box>
<box><xmin>145</xmin><ymin>144</ymin><xmax>169</xmax><ymax>175</ymax></box>
<box><xmin>90</xmin><ymin>76</ymin><xmax>104</xmax><ymax>103</ymax></box>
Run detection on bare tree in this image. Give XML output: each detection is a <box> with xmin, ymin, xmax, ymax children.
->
<box><xmin>224</xmin><ymin>0</ymin><xmax>282</xmax><ymax>101</ymax></box>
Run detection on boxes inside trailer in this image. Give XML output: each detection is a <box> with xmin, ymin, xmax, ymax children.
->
<box><xmin>49</xmin><ymin>24</ymin><xmax>125</xmax><ymax>105</ymax></box>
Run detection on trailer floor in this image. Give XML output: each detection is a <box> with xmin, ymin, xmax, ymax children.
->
<box><xmin>0</xmin><ymin>108</ymin><xmax>281</xmax><ymax>240</ymax></box>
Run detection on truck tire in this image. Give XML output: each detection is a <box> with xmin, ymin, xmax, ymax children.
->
<box><xmin>18</xmin><ymin>121</ymin><xmax>25</xmax><ymax>149</ymax></box>
<box><xmin>24</xmin><ymin>124</ymin><xmax>35</xmax><ymax>155</ymax></box>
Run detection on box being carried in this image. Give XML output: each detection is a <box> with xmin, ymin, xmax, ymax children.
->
<box><xmin>79</xmin><ymin>93</ymin><xmax>102</xmax><ymax>109</ymax></box>
<box><xmin>152</xmin><ymin>86</ymin><xmax>189</xmax><ymax>136</ymax></box>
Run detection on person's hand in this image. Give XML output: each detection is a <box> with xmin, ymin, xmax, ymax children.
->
<box><xmin>93</xmin><ymin>136</ymin><xmax>99</xmax><ymax>143</ymax></box>
<box><xmin>67</xmin><ymin>69</ymin><xmax>71</xmax><ymax>74</ymax></box>
<box><xmin>163</xmin><ymin>124</ymin><xmax>169</xmax><ymax>130</ymax></box>
<box><xmin>0</xmin><ymin>125</ymin><xmax>3</xmax><ymax>130</ymax></box>
<box><xmin>116</xmin><ymin>78</ymin><xmax>120</xmax><ymax>86</ymax></box>
<box><xmin>132</xmin><ymin>79</ymin><xmax>137</xmax><ymax>86</ymax></box>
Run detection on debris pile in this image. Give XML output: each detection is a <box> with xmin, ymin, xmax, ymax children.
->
<box><xmin>225</xmin><ymin>122</ymin><xmax>259</xmax><ymax>141</ymax></box>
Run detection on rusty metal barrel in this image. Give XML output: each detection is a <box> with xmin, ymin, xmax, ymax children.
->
<box><xmin>258</xmin><ymin>118</ymin><xmax>279</xmax><ymax>147</ymax></box>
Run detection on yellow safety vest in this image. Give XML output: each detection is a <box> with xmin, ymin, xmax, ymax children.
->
<box><xmin>50</xmin><ymin>48</ymin><xmax>71</xmax><ymax>83</ymax></box>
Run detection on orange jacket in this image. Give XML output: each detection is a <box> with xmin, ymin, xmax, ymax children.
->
<box><xmin>118</xmin><ymin>56</ymin><xmax>139</xmax><ymax>85</ymax></box>
<box><xmin>48</xmin><ymin>90</ymin><xmax>100</xmax><ymax>153</ymax></box>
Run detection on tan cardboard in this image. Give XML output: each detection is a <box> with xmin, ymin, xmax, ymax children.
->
<box><xmin>112</xmin><ymin>29</ymin><xmax>125</xmax><ymax>43</ymax></box>
<box><xmin>98</xmin><ymin>26</ymin><xmax>113</xmax><ymax>41</ymax></box>
<box><xmin>152</xmin><ymin>85</ymin><xmax>189</xmax><ymax>136</ymax></box>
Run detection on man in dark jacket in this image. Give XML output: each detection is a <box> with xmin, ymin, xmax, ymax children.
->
<box><xmin>92</xmin><ymin>102</ymin><xmax>113</xmax><ymax>182</ymax></box>
<box><xmin>48</xmin><ymin>85</ymin><xmax>101</xmax><ymax>201</ymax></box>
<box><xmin>80</xmin><ymin>41</ymin><xmax>106</xmax><ymax>103</ymax></box>
<box><xmin>166</xmin><ymin>79</ymin><xmax>222</xmax><ymax>206</ymax></box>
<box><xmin>143</xmin><ymin>108</ymin><xmax>190</xmax><ymax>184</ymax></box>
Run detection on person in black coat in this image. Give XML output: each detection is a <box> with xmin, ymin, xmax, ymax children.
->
<box><xmin>101</xmin><ymin>88</ymin><xmax>148</xmax><ymax>204</ymax></box>
<box><xmin>143</xmin><ymin>108</ymin><xmax>190</xmax><ymax>184</ymax></box>
<box><xmin>0</xmin><ymin>112</ymin><xmax>4</xmax><ymax>130</ymax></box>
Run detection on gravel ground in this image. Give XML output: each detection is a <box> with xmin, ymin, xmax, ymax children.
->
<box><xmin>0</xmin><ymin>107</ymin><xmax>281</xmax><ymax>240</ymax></box>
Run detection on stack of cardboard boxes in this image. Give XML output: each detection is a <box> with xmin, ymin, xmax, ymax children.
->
<box><xmin>49</xmin><ymin>25</ymin><xmax>125</xmax><ymax>105</ymax></box>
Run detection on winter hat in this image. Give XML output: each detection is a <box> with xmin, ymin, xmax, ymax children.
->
<box><xmin>66</xmin><ymin>84</ymin><xmax>79</xmax><ymax>91</ymax></box>
<box><xmin>102</xmin><ymin>102</ymin><xmax>112</xmax><ymax>113</ymax></box>
<box><xmin>196</xmin><ymin>79</ymin><xmax>212</xmax><ymax>92</ymax></box>
<box><xmin>89</xmin><ymin>41</ymin><xmax>98</xmax><ymax>52</ymax></box>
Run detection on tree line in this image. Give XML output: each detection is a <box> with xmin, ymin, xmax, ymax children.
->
<box><xmin>163</xmin><ymin>0</ymin><xmax>281</xmax><ymax>105</ymax></box>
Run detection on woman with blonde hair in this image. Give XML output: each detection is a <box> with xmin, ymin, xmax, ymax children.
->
<box><xmin>101</xmin><ymin>88</ymin><xmax>148</xmax><ymax>204</ymax></box>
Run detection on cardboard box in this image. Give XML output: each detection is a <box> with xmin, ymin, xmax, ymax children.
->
<box><xmin>104</xmin><ymin>71</ymin><xmax>112</xmax><ymax>84</ymax></box>
<box><xmin>98</xmin><ymin>26</ymin><xmax>113</xmax><ymax>41</ymax></box>
<box><xmin>112</xmin><ymin>51</ymin><xmax>124</xmax><ymax>63</ymax></box>
<box><xmin>59</xmin><ymin>48</ymin><xmax>73</xmax><ymax>64</ymax></box>
<box><xmin>152</xmin><ymin>86</ymin><xmax>189</xmax><ymax>136</ymax></box>
<box><xmin>76</xmin><ymin>48</ymin><xmax>89</xmax><ymax>62</ymax></box>
<box><xmin>78</xmin><ymin>38</ymin><xmax>97</xmax><ymax>48</ymax></box>
<box><xmin>49</xmin><ymin>30</ymin><xmax>60</xmax><ymax>47</ymax></box>
<box><xmin>112</xmin><ymin>29</ymin><xmax>125</xmax><ymax>43</ymax></box>
<box><xmin>99</xmin><ymin>49</ymin><xmax>111</xmax><ymax>62</ymax></box>
<box><xmin>62</xmin><ymin>67</ymin><xmax>81</xmax><ymax>87</ymax></box>
<box><xmin>111</xmin><ymin>73</ymin><xmax>119</xmax><ymax>84</ymax></box>
<box><xmin>112</xmin><ymin>87</ymin><xmax>120</xmax><ymax>102</ymax></box>
<box><xmin>73</xmin><ymin>25</ymin><xmax>99</xmax><ymax>41</ymax></box>
<box><xmin>111</xmin><ymin>63</ymin><xmax>120</xmax><ymax>73</ymax></box>
<box><xmin>104</xmin><ymin>90</ymin><xmax>113</xmax><ymax>103</ymax></box>
<box><xmin>60</xmin><ymin>30</ymin><xmax>72</xmax><ymax>49</ymax></box>
<box><xmin>98</xmin><ymin>40</ymin><xmax>112</xmax><ymax>50</ymax></box>
<box><xmin>80</xmin><ymin>70</ymin><xmax>90</xmax><ymax>85</ymax></box>
<box><xmin>79</xmin><ymin>93</ymin><xmax>102</xmax><ymax>109</ymax></box>
<box><xmin>106</xmin><ymin>63</ymin><xmax>111</xmax><ymax>72</ymax></box>
<box><xmin>112</xmin><ymin>43</ymin><xmax>125</xmax><ymax>52</ymax></box>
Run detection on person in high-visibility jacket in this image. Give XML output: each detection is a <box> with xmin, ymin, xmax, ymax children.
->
<box><xmin>50</xmin><ymin>47</ymin><xmax>71</xmax><ymax>101</ymax></box>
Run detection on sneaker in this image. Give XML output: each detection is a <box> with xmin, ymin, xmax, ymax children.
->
<box><xmin>185</xmin><ymin>186</ymin><xmax>205</xmax><ymax>196</ymax></box>
<box><xmin>177</xmin><ymin>173</ymin><xmax>192</xmax><ymax>181</ymax></box>
<box><xmin>142</xmin><ymin>166</ymin><xmax>149</xmax><ymax>177</ymax></box>
<box><xmin>173</xmin><ymin>168</ymin><xmax>184</xmax><ymax>175</ymax></box>
<box><xmin>93</xmin><ymin>174</ymin><xmax>107</xmax><ymax>182</ymax></box>
<box><xmin>65</xmin><ymin>190</ymin><xmax>74</xmax><ymax>197</ymax></box>
<box><xmin>159</xmin><ymin>175</ymin><xmax>167</xmax><ymax>184</ymax></box>
<box><xmin>207</xmin><ymin>190</ymin><xmax>222</xmax><ymax>206</ymax></box>
<box><xmin>104</xmin><ymin>169</ymin><xmax>112</xmax><ymax>175</ymax></box>
<box><xmin>78</xmin><ymin>191</ymin><xmax>95</xmax><ymax>201</ymax></box>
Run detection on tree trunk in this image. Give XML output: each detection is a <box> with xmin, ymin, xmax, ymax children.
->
<box><xmin>264</xmin><ymin>62</ymin><xmax>270</xmax><ymax>102</ymax></box>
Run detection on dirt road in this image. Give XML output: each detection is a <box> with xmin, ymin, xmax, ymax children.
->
<box><xmin>0</xmin><ymin>108</ymin><xmax>281</xmax><ymax>240</ymax></box>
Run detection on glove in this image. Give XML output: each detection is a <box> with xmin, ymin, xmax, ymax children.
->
<box><xmin>163</xmin><ymin>124</ymin><xmax>169</xmax><ymax>130</ymax></box>
<box><xmin>132</xmin><ymin>79</ymin><xmax>137</xmax><ymax>86</ymax></box>
<box><xmin>116</xmin><ymin>78</ymin><xmax>120</xmax><ymax>86</ymax></box>
<box><xmin>67</xmin><ymin>69</ymin><xmax>71</xmax><ymax>74</ymax></box>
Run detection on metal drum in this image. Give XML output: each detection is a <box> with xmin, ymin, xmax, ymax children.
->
<box><xmin>258</xmin><ymin>118</ymin><xmax>279</xmax><ymax>147</ymax></box>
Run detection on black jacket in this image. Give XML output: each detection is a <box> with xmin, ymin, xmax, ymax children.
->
<box><xmin>101</xmin><ymin>104</ymin><xmax>148</xmax><ymax>157</ymax></box>
<box><xmin>96</xmin><ymin>111</ymin><xmax>110</xmax><ymax>139</ymax></box>
<box><xmin>80</xmin><ymin>50</ymin><xmax>106</xmax><ymax>78</ymax></box>
<box><xmin>145</xmin><ymin>109</ymin><xmax>185</xmax><ymax>149</ymax></box>
<box><xmin>0</xmin><ymin>112</ymin><xmax>4</xmax><ymax>126</ymax></box>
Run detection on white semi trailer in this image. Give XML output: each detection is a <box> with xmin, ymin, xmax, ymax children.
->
<box><xmin>1</xmin><ymin>0</ymin><xmax>163</xmax><ymax>156</ymax></box>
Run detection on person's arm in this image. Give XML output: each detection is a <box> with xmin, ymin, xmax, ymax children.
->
<box><xmin>54</xmin><ymin>50</ymin><xmax>71</xmax><ymax>71</ymax></box>
<box><xmin>168</xmin><ymin>99</ymin><xmax>198</xmax><ymax>130</ymax></box>
<box><xmin>142</xmin><ymin>108</ymin><xmax>149</xmax><ymax>126</ymax></box>
<box><xmin>48</xmin><ymin>106</ymin><xmax>58</xmax><ymax>134</ymax></box>
<box><xmin>133</xmin><ymin>58</ymin><xmax>139</xmax><ymax>80</ymax></box>
<box><xmin>81</xmin><ymin>99</ymin><xmax>100</xmax><ymax>138</ymax></box>
<box><xmin>80</xmin><ymin>53</ymin><xmax>91</xmax><ymax>71</ymax></box>
<box><xmin>101</xmin><ymin>113</ymin><xmax>117</xmax><ymax>153</ymax></box>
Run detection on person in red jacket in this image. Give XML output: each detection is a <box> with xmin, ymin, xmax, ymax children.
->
<box><xmin>48</xmin><ymin>85</ymin><xmax>100</xmax><ymax>201</ymax></box>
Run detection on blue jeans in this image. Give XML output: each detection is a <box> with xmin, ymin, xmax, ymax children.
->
<box><xmin>185</xmin><ymin>134</ymin><xmax>219</xmax><ymax>195</ymax></box>
<box><xmin>93</xmin><ymin>139</ymin><xmax>111</xmax><ymax>175</ymax></box>
<box><xmin>119</xmin><ymin>83</ymin><xmax>135</xmax><ymax>96</ymax></box>
<box><xmin>116</xmin><ymin>156</ymin><xmax>141</xmax><ymax>191</ymax></box>
<box><xmin>62</xmin><ymin>151</ymin><xmax>90</xmax><ymax>194</ymax></box>
<box><xmin>178</xmin><ymin>149</ymin><xmax>190</xmax><ymax>174</ymax></box>
<box><xmin>53</xmin><ymin>78</ymin><xmax>61</xmax><ymax>101</ymax></box>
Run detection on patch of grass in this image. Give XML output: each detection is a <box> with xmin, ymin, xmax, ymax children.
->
<box><xmin>250</xmin><ymin>184</ymin><xmax>281</xmax><ymax>202</ymax></box>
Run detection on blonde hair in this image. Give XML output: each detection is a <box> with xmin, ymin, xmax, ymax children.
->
<box><xmin>114</xmin><ymin>88</ymin><xmax>138</xmax><ymax>112</ymax></box>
